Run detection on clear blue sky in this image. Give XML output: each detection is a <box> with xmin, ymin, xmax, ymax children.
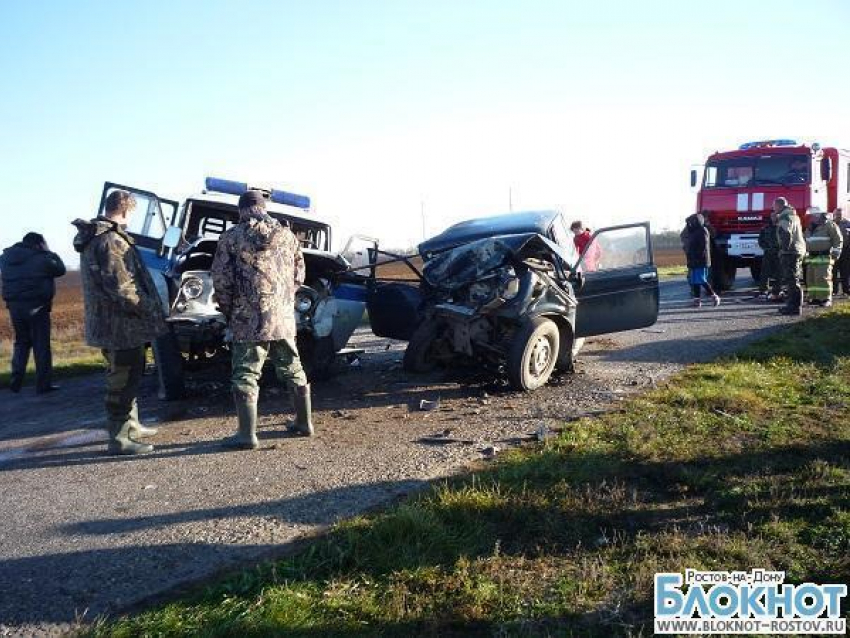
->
<box><xmin>1</xmin><ymin>0</ymin><xmax>848</xmax><ymax>261</ymax></box>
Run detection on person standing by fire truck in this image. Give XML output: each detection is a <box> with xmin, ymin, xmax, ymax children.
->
<box><xmin>683</xmin><ymin>213</ymin><xmax>721</xmax><ymax>307</ymax></box>
<box><xmin>831</xmin><ymin>208</ymin><xmax>850</xmax><ymax>296</ymax></box>
<box><xmin>775</xmin><ymin>197</ymin><xmax>807</xmax><ymax>316</ymax></box>
<box><xmin>757</xmin><ymin>211</ymin><xmax>781</xmax><ymax>301</ymax></box>
<box><xmin>803</xmin><ymin>211</ymin><xmax>842</xmax><ymax>307</ymax></box>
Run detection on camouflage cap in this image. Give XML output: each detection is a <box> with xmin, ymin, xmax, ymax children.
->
<box><xmin>238</xmin><ymin>190</ymin><xmax>266</xmax><ymax>209</ymax></box>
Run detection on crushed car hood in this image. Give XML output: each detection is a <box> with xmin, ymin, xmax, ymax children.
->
<box><xmin>419</xmin><ymin>210</ymin><xmax>561</xmax><ymax>257</ymax></box>
<box><xmin>422</xmin><ymin>233</ymin><xmax>574</xmax><ymax>291</ymax></box>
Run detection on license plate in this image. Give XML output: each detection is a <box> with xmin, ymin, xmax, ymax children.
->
<box><xmin>728</xmin><ymin>238</ymin><xmax>760</xmax><ymax>256</ymax></box>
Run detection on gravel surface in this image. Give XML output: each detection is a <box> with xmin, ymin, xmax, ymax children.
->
<box><xmin>0</xmin><ymin>275</ymin><xmax>821</xmax><ymax>635</ymax></box>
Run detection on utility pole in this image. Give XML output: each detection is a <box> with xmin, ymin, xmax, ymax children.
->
<box><xmin>420</xmin><ymin>200</ymin><xmax>426</xmax><ymax>240</ymax></box>
<box><xmin>508</xmin><ymin>187</ymin><xmax>513</xmax><ymax>212</ymax></box>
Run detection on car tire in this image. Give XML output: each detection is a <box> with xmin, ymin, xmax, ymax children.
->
<box><xmin>507</xmin><ymin>317</ymin><xmax>560</xmax><ymax>391</ymax></box>
<box><xmin>153</xmin><ymin>329</ymin><xmax>185</xmax><ymax>401</ymax></box>
<box><xmin>403</xmin><ymin>320</ymin><xmax>440</xmax><ymax>373</ymax></box>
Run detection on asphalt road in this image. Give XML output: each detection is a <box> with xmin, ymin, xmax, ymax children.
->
<box><xmin>0</xmin><ymin>274</ymin><xmax>820</xmax><ymax>636</ymax></box>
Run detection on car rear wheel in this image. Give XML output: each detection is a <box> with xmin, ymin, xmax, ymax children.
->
<box><xmin>507</xmin><ymin>317</ymin><xmax>560</xmax><ymax>391</ymax></box>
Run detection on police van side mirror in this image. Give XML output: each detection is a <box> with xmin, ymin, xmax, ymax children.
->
<box><xmin>690</xmin><ymin>169</ymin><xmax>698</xmax><ymax>188</ymax></box>
<box><xmin>821</xmin><ymin>158</ymin><xmax>832</xmax><ymax>182</ymax></box>
<box><xmin>162</xmin><ymin>226</ymin><xmax>182</xmax><ymax>250</ymax></box>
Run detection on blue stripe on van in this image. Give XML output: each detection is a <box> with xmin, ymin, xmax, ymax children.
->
<box><xmin>335</xmin><ymin>283</ymin><xmax>367</xmax><ymax>302</ymax></box>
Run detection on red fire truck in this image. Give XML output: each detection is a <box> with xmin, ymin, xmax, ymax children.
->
<box><xmin>690</xmin><ymin>140</ymin><xmax>850</xmax><ymax>290</ymax></box>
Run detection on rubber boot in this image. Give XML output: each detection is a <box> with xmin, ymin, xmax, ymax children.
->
<box><xmin>223</xmin><ymin>391</ymin><xmax>259</xmax><ymax>450</ymax></box>
<box><xmin>128</xmin><ymin>401</ymin><xmax>158</xmax><ymax>439</ymax></box>
<box><xmin>291</xmin><ymin>384</ymin><xmax>314</xmax><ymax>436</ymax></box>
<box><xmin>107</xmin><ymin>419</ymin><xmax>154</xmax><ymax>456</ymax></box>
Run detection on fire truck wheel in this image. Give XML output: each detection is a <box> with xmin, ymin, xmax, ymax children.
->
<box><xmin>711</xmin><ymin>258</ymin><xmax>737</xmax><ymax>291</ymax></box>
<box><xmin>750</xmin><ymin>260</ymin><xmax>762</xmax><ymax>283</ymax></box>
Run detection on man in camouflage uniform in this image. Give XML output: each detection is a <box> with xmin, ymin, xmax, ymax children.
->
<box><xmin>831</xmin><ymin>208</ymin><xmax>850</xmax><ymax>296</ymax></box>
<box><xmin>803</xmin><ymin>211</ymin><xmax>842</xmax><ymax>307</ymax></box>
<box><xmin>757</xmin><ymin>210</ymin><xmax>781</xmax><ymax>301</ymax></box>
<box><xmin>774</xmin><ymin>197</ymin><xmax>807</xmax><ymax>316</ymax></box>
<box><xmin>211</xmin><ymin>190</ymin><xmax>311</xmax><ymax>450</ymax></box>
<box><xmin>72</xmin><ymin>191</ymin><xmax>166</xmax><ymax>455</ymax></box>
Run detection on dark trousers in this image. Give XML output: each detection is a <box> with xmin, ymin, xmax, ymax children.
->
<box><xmin>833</xmin><ymin>249</ymin><xmax>850</xmax><ymax>294</ymax></box>
<box><xmin>102</xmin><ymin>347</ymin><xmax>146</xmax><ymax>427</ymax></box>
<box><xmin>9</xmin><ymin>306</ymin><xmax>53</xmax><ymax>391</ymax></box>
<box><xmin>691</xmin><ymin>283</ymin><xmax>716</xmax><ymax>298</ymax></box>
<box><xmin>759</xmin><ymin>250</ymin><xmax>781</xmax><ymax>295</ymax></box>
<box><xmin>780</xmin><ymin>253</ymin><xmax>804</xmax><ymax>311</ymax></box>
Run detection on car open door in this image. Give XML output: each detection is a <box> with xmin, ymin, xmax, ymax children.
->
<box><xmin>362</xmin><ymin>249</ymin><xmax>424</xmax><ymax>342</ymax></box>
<box><xmin>97</xmin><ymin>182</ymin><xmax>179</xmax><ymax>266</ymax></box>
<box><xmin>573</xmin><ymin>223</ymin><xmax>659</xmax><ymax>338</ymax></box>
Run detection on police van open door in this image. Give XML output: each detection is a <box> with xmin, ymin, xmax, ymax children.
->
<box><xmin>573</xmin><ymin>223</ymin><xmax>660</xmax><ymax>338</ymax></box>
<box><xmin>97</xmin><ymin>182</ymin><xmax>179</xmax><ymax>268</ymax></box>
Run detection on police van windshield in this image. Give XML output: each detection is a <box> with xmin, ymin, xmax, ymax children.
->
<box><xmin>183</xmin><ymin>202</ymin><xmax>331</xmax><ymax>251</ymax></box>
<box><xmin>703</xmin><ymin>154</ymin><xmax>810</xmax><ymax>188</ymax></box>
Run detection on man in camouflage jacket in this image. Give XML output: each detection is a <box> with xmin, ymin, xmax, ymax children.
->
<box><xmin>211</xmin><ymin>190</ymin><xmax>311</xmax><ymax>450</ymax></box>
<box><xmin>72</xmin><ymin>190</ymin><xmax>166</xmax><ymax>455</ymax></box>
<box><xmin>774</xmin><ymin>197</ymin><xmax>807</xmax><ymax>316</ymax></box>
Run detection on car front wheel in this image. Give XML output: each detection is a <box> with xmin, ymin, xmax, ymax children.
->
<box><xmin>507</xmin><ymin>317</ymin><xmax>560</xmax><ymax>391</ymax></box>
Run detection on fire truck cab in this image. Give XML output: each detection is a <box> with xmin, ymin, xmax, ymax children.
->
<box><xmin>690</xmin><ymin>140</ymin><xmax>850</xmax><ymax>290</ymax></box>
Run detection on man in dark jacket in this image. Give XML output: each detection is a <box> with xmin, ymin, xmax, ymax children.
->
<box><xmin>757</xmin><ymin>212</ymin><xmax>781</xmax><ymax>301</ymax></box>
<box><xmin>0</xmin><ymin>233</ymin><xmax>66</xmax><ymax>393</ymax></box>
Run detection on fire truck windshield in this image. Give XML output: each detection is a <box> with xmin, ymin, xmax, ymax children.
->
<box><xmin>703</xmin><ymin>154</ymin><xmax>810</xmax><ymax>188</ymax></box>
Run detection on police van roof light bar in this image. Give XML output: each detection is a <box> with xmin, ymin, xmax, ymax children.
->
<box><xmin>204</xmin><ymin>177</ymin><xmax>311</xmax><ymax>209</ymax></box>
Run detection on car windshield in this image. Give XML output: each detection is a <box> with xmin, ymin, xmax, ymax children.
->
<box><xmin>703</xmin><ymin>154</ymin><xmax>810</xmax><ymax>188</ymax></box>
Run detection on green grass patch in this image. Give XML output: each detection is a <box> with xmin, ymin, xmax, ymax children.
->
<box><xmin>84</xmin><ymin>308</ymin><xmax>850</xmax><ymax>637</ymax></box>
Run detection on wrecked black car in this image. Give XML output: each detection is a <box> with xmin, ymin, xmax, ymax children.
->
<box><xmin>367</xmin><ymin>211</ymin><xmax>660</xmax><ymax>391</ymax></box>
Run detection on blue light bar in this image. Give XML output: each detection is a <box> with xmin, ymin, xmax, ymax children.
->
<box><xmin>739</xmin><ymin>139</ymin><xmax>798</xmax><ymax>150</ymax></box>
<box><xmin>204</xmin><ymin>177</ymin><xmax>311</xmax><ymax>209</ymax></box>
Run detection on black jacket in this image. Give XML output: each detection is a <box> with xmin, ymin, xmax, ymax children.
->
<box><xmin>683</xmin><ymin>214</ymin><xmax>711</xmax><ymax>269</ymax></box>
<box><xmin>0</xmin><ymin>243</ymin><xmax>66</xmax><ymax>311</ymax></box>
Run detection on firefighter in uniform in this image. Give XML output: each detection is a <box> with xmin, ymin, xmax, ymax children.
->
<box><xmin>803</xmin><ymin>211</ymin><xmax>842</xmax><ymax>307</ymax></box>
<box><xmin>757</xmin><ymin>210</ymin><xmax>781</xmax><ymax>301</ymax></box>
<box><xmin>211</xmin><ymin>190</ymin><xmax>313</xmax><ymax>450</ymax></box>
<box><xmin>775</xmin><ymin>197</ymin><xmax>807</xmax><ymax>316</ymax></box>
<box><xmin>831</xmin><ymin>208</ymin><xmax>850</xmax><ymax>296</ymax></box>
<box><xmin>72</xmin><ymin>191</ymin><xmax>166</xmax><ymax>455</ymax></box>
